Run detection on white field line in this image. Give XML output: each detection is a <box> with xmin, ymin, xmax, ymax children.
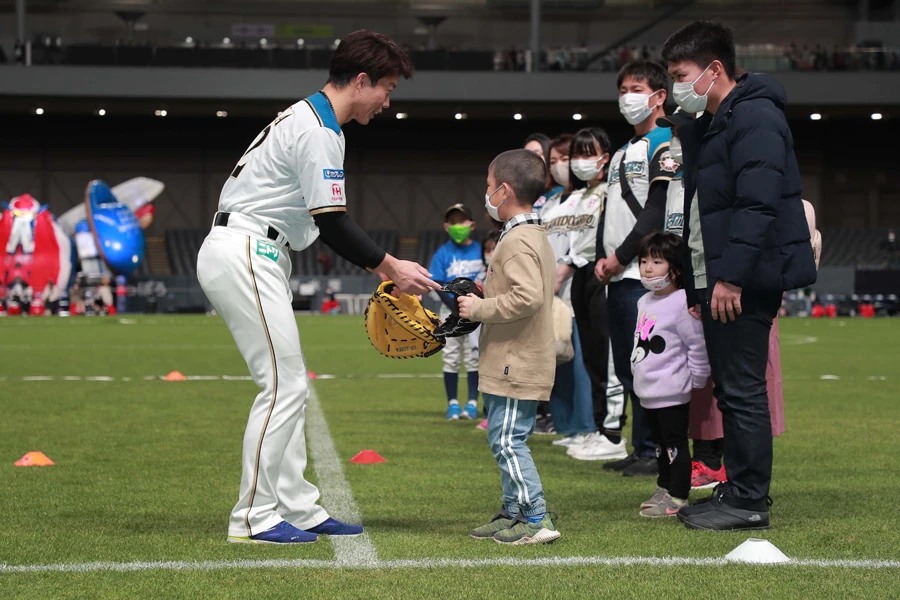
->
<box><xmin>305</xmin><ymin>385</ymin><xmax>378</xmax><ymax>567</ymax></box>
<box><xmin>1</xmin><ymin>555</ymin><xmax>898</xmax><ymax>575</ymax></box>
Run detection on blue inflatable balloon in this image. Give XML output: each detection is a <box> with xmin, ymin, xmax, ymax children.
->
<box><xmin>85</xmin><ymin>180</ymin><xmax>145</xmax><ymax>276</ymax></box>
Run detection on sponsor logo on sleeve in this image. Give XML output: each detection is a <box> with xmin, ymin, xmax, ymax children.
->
<box><xmin>331</xmin><ymin>182</ymin><xmax>344</xmax><ymax>203</ymax></box>
<box><xmin>323</xmin><ymin>169</ymin><xmax>344</xmax><ymax>180</ymax></box>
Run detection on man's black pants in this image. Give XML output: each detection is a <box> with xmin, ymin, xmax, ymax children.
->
<box><xmin>698</xmin><ymin>287</ymin><xmax>780</xmax><ymax>511</ymax></box>
<box><xmin>570</xmin><ymin>263</ymin><xmax>610</xmax><ymax>434</ymax></box>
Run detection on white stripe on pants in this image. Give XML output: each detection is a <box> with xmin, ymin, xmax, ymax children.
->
<box><xmin>197</xmin><ymin>226</ymin><xmax>329</xmax><ymax>537</ymax></box>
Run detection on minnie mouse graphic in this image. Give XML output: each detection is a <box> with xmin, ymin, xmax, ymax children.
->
<box><xmin>631</xmin><ymin>311</ymin><xmax>666</xmax><ymax>369</ymax></box>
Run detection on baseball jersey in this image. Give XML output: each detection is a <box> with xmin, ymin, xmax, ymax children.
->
<box><xmin>603</xmin><ymin>127</ymin><xmax>676</xmax><ymax>282</ymax></box>
<box><xmin>664</xmin><ymin>175</ymin><xmax>685</xmax><ymax>237</ymax></box>
<box><xmin>218</xmin><ymin>92</ymin><xmax>346</xmax><ymax>252</ymax></box>
<box><xmin>429</xmin><ymin>240</ymin><xmax>484</xmax><ymax>285</ymax></box>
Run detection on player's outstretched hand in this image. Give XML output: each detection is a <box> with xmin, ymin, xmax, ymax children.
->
<box><xmin>389</xmin><ymin>260</ymin><xmax>441</xmax><ymax>296</ymax></box>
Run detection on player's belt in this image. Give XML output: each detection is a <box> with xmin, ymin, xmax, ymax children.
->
<box><xmin>213</xmin><ymin>212</ymin><xmax>289</xmax><ymax>249</ymax></box>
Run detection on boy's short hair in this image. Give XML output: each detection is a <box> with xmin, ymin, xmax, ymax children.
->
<box><xmin>490</xmin><ymin>149</ymin><xmax>548</xmax><ymax>207</ymax></box>
<box><xmin>327</xmin><ymin>30</ymin><xmax>414</xmax><ymax>88</ymax></box>
<box><xmin>616</xmin><ymin>59</ymin><xmax>670</xmax><ymax>95</ymax></box>
<box><xmin>661</xmin><ymin>21</ymin><xmax>737</xmax><ymax>80</ymax></box>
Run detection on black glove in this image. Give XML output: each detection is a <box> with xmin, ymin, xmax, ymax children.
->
<box><xmin>433</xmin><ymin>277</ymin><xmax>483</xmax><ymax>341</ymax></box>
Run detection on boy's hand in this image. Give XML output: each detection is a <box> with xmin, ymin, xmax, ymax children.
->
<box><xmin>457</xmin><ymin>293</ymin><xmax>479</xmax><ymax>319</ymax></box>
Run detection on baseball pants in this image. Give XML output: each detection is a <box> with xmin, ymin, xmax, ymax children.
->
<box><xmin>197</xmin><ymin>223</ymin><xmax>329</xmax><ymax>539</ymax></box>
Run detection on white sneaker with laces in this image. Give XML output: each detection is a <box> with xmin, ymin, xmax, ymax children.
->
<box><xmin>567</xmin><ymin>432</ymin><xmax>629</xmax><ymax>461</ymax></box>
<box><xmin>552</xmin><ymin>432</ymin><xmax>591</xmax><ymax>448</ymax></box>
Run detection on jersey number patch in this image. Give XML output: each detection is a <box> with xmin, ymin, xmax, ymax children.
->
<box><xmin>230</xmin><ymin>111</ymin><xmax>293</xmax><ymax>179</ymax></box>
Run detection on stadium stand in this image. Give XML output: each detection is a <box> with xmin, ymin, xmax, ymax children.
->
<box><xmin>819</xmin><ymin>228</ymin><xmax>900</xmax><ymax>268</ymax></box>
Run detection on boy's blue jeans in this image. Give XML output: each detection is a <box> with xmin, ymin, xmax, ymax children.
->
<box><xmin>483</xmin><ymin>393</ymin><xmax>546</xmax><ymax>519</ymax></box>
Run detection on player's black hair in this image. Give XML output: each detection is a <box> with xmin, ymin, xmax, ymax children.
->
<box><xmin>489</xmin><ymin>149</ymin><xmax>548</xmax><ymax>207</ymax></box>
<box><xmin>616</xmin><ymin>59</ymin><xmax>671</xmax><ymax>95</ymax></box>
<box><xmin>569</xmin><ymin>127</ymin><xmax>612</xmax><ymax>191</ymax></box>
<box><xmin>327</xmin><ymin>30</ymin><xmax>415</xmax><ymax>88</ymax></box>
<box><xmin>661</xmin><ymin>21</ymin><xmax>737</xmax><ymax>80</ymax></box>
<box><xmin>638</xmin><ymin>231</ymin><xmax>685</xmax><ymax>289</ymax></box>
<box><xmin>523</xmin><ymin>133</ymin><xmax>551</xmax><ymax>164</ymax></box>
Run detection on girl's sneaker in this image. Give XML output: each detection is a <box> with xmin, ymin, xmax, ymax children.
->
<box><xmin>493</xmin><ymin>513</ymin><xmax>560</xmax><ymax>545</ymax></box>
<box><xmin>475</xmin><ymin>419</ymin><xmax>488</xmax><ymax>431</ymax></box>
<box><xmin>691</xmin><ymin>461</ymin><xmax>728</xmax><ymax>489</ymax></box>
<box><xmin>640</xmin><ymin>493</ymin><xmax>687</xmax><ymax>518</ymax></box>
<box><xmin>640</xmin><ymin>487</ymin><xmax>669</xmax><ymax>510</ymax></box>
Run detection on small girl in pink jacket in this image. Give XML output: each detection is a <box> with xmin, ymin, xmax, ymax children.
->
<box><xmin>631</xmin><ymin>232</ymin><xmax>711</xmax><ymax>517</ymax></box>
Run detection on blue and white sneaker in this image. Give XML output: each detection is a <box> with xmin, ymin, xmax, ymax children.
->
<box><xmin>463</xmin><ymin>402</ymin><xmax>479</xmax><ymax>420</ymax></box>
<box><xmin>303</xmin><ymin>517</ymin><xmax>364</xmax><ymax>537</ymax></box>
<box><xmin>446</xmin><ymin>402</ymin><xmax>461</xmax><ymax>420</ymax></box>
<box><xmin>227</xmin><ymin>521</ymin><xmax>317</xmax><ymax>544</ymax></box>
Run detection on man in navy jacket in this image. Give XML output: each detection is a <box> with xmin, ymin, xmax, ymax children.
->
<box><xmin>662</xmin><ymin>21</ymin><xmax>816</xmax><ymax>531</ymax></box>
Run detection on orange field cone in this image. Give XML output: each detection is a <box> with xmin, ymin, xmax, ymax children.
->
<box><xmin>350</xmin><ymin>450</ymin><xmax>386</xmax><ymax>464</ymax></box>
<box><xmin>15</xmin><ymin>451</ymin><xmax>55</xmax><ymax>467</ymax></box>
<box><xmin>165</xmin><ymin>371</ymin><xmax>186</xmax><ymax>381</ymax></box>
<box><xmin>308</xmin><ymin>371</ymin><xmax>318</xmax><ymax>380</ymax></box>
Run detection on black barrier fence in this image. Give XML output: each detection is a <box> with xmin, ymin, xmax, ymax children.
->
<box><xmin>126</xmin><ymin>274</ymin><xmax>444</xmax><ymax>316</ymax></box>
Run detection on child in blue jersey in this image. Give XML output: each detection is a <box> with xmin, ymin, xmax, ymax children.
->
<box><xmin>429</xmin><ymin>203</ymin><xmax>484</xmax><ymax>420</ymax></box>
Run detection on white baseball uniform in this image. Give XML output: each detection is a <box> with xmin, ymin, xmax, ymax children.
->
<box><xmin>196</xmin><ymin>92</ymin><xmax>345</xmax><ymax>539</ymax></box>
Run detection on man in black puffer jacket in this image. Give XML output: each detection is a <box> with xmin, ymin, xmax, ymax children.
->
<box><xmin>661</xmin><ymin>21</ymin><xmax>816</xmax><ymax>532</ymax></box>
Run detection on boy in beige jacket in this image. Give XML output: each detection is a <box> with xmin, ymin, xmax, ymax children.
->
<box><xmin>457</xmin><ymin>149</ymin><xmax>560</xmax><ymax>545</ymax></box>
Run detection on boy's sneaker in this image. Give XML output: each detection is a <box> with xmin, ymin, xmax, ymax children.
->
<box><xmin>227</xmin><ymin>521</ymin><xmax>317</xmax><ymax>544</ymax></box>
<box><xmin>463</xmin><ymin>402</ymin><xmax>478</xmax><ymax>420</ymax></box>
<box><xmin>640</xmin><ymin>493</ymin><xmax>687</xmax><ymax>518</ymax></box>
<box><xmin>603</xmin><ymin>453</ymin><xmax>638</xmax><ymax>472</ymax></box>
<box><xmin>552</xmin><ymin>432</ymin><xmax>590</xmax><ymax>447</ymax></box>
<box><xmin>622</xmin><ymin>456</ymin><xmax>659</xmax><ymax>477</ymax></box>
<box><xmin>493</xmin><ymin>513</ymin><xmax>560</xmax><ymax>545</ymax></box>
<box><xmin>691</xmin><ymin>461</ymin><xmax>727</xmax><ymax>490</ymax></box>
<box><xmin>567</xmin><ymin>432</ymin><xmax>629</xmax><ymax>461</ymax></box>
<box><xmin>446</xmin><ymin>402</ymin><xmax>461</xmax><ymax>420</ymax></box>
<box><xmin>469</xmin><ymin>509</ymin><xmax>516</xmax><ymax>539</ymax></box>
<box><xmin>640</xmin><ymin>486</ymin><xmax>669</xmax><ymax>510</ymax></box>
<box><xmin>476</xmin><ymin>419</ymin><xmax>488</xmax><ymax>431</ymax></box>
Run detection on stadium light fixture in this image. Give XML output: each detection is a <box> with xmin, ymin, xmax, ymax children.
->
<box><xmin>155</xmin><ymin>109</ymin><xmax>167</xmax><ymax>117</ymax></box>
<box><xmin>216</xmin><ymin>111</ymin><xmax>228</xmax><ymax>118</ymax></box>
<box><xmin>185</xmin><ymin>36</ymin><xmax>193</xmax><ymax>44</ymax></box>
<box><xmin>454</xmin><ymin>113</ymin><xmax>467</xmax><ymax>120</ymax></box>
<box><xmin>871</xmin><ymin>112</ymin><xmax>883</xmax><ymax>120</ymax></box>
<box><xmin>223</xmin><ymin>37</ymin><xmax>231</xmax><ymax>45</ymax></box>
<box><xmin>396</xmin><ymin>112</ymin><xmax>408</xmax><ymax>120</ymax></box>
<box><xmin>514</xmin><ymin>113</ymin><xmax>523</xmax><ymax>120</ymax></box>
<box><xmin>98</xmin><ymin>109</ymin><xmax>106</xmax><ymax>116</ymax></box>
<box><xmin>572</xmin><ymin>113</ymin><xmax>583</xmax><ymax>121</ymax></box>
<box><xmin>809</xmin><ymin>113</ymin><xmax>822</xmax><ymax>121</ymax></box>
<box><xmin>34</xmin><ymin>108</ymin><xmax>44</xmax><ymax>115</ymax></box>
<box><xmin>260</xmin><ymin>38</ymin><xmax>267</xmax><ymax>47</ymax></box>
<box><xmin>296</xmin><ymin>38</ymin><xmax>305</xmax><ymax>48</ymax></box>
<box><xmin>333</xmin><ymin>38</ymin><xmax>341</xmax><ymax>49</ymax></box>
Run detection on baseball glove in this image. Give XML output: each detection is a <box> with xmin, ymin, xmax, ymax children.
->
<box><xmin>365</xmin><ymin>280</ymin><xmax>444</xmax><ymax>359</ymax></box>
<box><xmin>433</xmin><ymin>277</ymin><xmax>484</xmax><ymax>342</ymax></box>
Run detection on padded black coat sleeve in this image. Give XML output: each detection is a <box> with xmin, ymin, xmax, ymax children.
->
<box><xmin>613</xmin><ymin>179</ymin><xmax>668</xmax><ymax>266</ymax></box>
<box><xmin>313</xmin><ymin>211</ymin><xmax>387</xmax><ymax>270</ymax></box>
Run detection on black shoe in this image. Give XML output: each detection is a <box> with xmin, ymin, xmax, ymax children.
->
<box><xmin>602</xmin><ymin>453</ymin><xmax>638</xmax><ymax>472</ymax></box>
<box><xmin>681</xmin><ymin>502</ymin><xmax>770</xmax><ymax>531</ymax></box>
<box><xmin>533</xmin><ymin>415</ymin><xmax>556</xmax><ymax>435</ymax></box>
<box><xmin>678</xmin><ymin>484</ymin><xmax>725</xmax><ymax>519</ymax></box>
<box><xmin>622</xmin><ymin>456</ymin><xmax>658</xmax><ymax>477</ymax></box>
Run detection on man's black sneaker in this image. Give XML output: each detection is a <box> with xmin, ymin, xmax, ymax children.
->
<box><xmin>678</xmin><ymin>485</ymin><xmax>725</xmax><ymax>519</ymax></box>
<box><xmin>602</xmin><ymin>453</ymin><xmax>638</xmax><ymax>472</ymax></box>
<box><xmin>681</xmin><ymin>503</ymin><xmax>770</xmax><ymax>531</ymax></box>
<box><xmin>622</xmin><ymin>456</ymin><xmax>659</xmax><ymax>477</ymax></box>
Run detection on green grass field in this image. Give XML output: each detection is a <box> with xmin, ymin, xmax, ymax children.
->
<box><xmin>0</xmin><ymin>315</ymin><xmax>898</xmax><ymax>599</ymax></box>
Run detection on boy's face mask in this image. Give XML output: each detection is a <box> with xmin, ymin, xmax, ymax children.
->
<box><xmin>448</xmin><ymin>223</ymin><xmax>472</xmax><ymax>244</ymax></box>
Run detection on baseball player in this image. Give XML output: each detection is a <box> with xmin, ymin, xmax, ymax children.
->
<box><xmin>429</xmin><ymin>203</ymin><xmax>483</xmax><ymax>420</ymax></box>
<box><xmin>196</xmin><ymin>30</ymin><xmax>439</xmax><ymax>545</ymax></box>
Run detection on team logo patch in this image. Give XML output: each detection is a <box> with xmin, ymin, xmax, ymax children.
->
<box><xmin>323</xmin><ymin>169</ymin><xmax>344</xmax><ymax>180</ymax></box>
<box><xmin>255</xmin><ymin>240</ymin><xmax>280</xmax><ymax>262</ymax></box>
<box><xmin>330</xmin><ymin>182</ymin><xmax>344</xmax><ymax>204</ymax></box>
<box><xmin>659</xmin><ymin>150</ymin><xmax>679</xmax><ymax>174</ymax></box>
